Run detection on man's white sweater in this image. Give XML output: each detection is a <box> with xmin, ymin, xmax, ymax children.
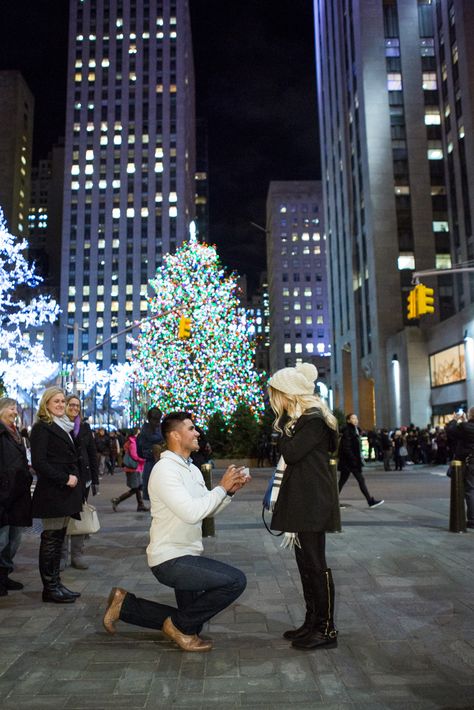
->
<box><xmin>146</xmin><ymin>449</ymin><xmax>231</xmax><ymax>567</ymax></box>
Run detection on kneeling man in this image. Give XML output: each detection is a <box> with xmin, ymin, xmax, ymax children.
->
<box><xmin>103</xmin><ymin>411</ymin><xmax>249</xmax><ymax>651</ymax></box>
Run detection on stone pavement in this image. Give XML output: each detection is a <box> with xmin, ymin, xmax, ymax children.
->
<box><xmin>1</xmin><ymin>464</ymin><xmax>474</xmax><ymax>709</ymax></box>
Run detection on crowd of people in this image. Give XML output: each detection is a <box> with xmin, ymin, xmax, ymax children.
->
<box><xmin>1</xmin><ymin>375</ymin><xmax>473</xmax><ymax>655</ymax></box>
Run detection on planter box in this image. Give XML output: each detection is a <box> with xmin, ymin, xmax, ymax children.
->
<box><xmin>212</xmin><ymin>458</ymin><xmax>258</xmax><ymax>469</ymax></box>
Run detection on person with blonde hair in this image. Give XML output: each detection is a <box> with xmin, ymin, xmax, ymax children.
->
<box><xmin>0</xmin><ymin>397</ymin><xmax>32</xmax><ymax>595</ymax></box>
<box><xmin>268</xmin><ymin>363</ymin><xmax>340</xmax><ymax>650</ymax></box>
<box><xmin>30</xmin><ymin>387</ymin><xmax>82</xmax><ymax>603</ymax></box>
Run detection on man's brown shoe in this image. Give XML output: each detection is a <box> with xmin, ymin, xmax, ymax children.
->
<box><xmin>162</xmin><ymin>617</ymin><xmax>213</xmax><ymax>652</ymax></box>
<box><xmin>103</xmin><ymin>587</ymin><xmax>127</xmax><ymax>634</ymax></box>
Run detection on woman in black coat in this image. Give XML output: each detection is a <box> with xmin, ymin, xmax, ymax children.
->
<box><xmin>0</xmin><ymin>398</ymin><xmax>32</xmax><ymax>595</ymax></box>
<box><xmin>268</xmin><ymin>363</ymin><xmax>340</xmax><ymax>651</ymax></box>
<box><xmin>63</xmin><ymin>395</ymin><xmax>99</xmax><ymax>570</ymax></box>
<box><xmin>31</xmin><ymin>387</ymin><xmax>82</xmax><ymax>603</ymax></box>
<box><xmin>338</xmin><ymin>414</ymin><xmax>383</xmax><ymax>507</ymax></box>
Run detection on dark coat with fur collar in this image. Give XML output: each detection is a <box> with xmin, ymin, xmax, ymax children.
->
<box><xmin>270</xmin><ymin>409</ymin><xmax>339</xmax><ymax>533</ymax></box>
<box><xmin>0</xmin><ymin>423</ymin><xmax>32</xmax><ymax>527</ymax></box>
<box><xmin>31</xmin><ymin>420</ymin><xmax>82</xmax><ymax>518</ymax></box>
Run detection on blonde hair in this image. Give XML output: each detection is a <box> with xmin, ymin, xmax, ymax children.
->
<box><xmin>36</xmin><ymin>387</ymin><xmax>65</xmax><ymax>423</ymax></box>
<box><xmin>268</xmin><ymin>386</ymin><xmax>338</xmax><ymax>436</ymax></box>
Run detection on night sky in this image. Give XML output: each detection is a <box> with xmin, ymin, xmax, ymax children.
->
<box><xmin>0</xmin><ymin>1</ymin><xmax>320</xmax><ymax>292</ymax></box>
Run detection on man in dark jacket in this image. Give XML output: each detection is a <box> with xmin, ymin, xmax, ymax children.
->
<box><xmin>446</xmin><ymin>408</ymin><xmax>474</xmax><ymax>528</ymax></box>
<box><xmin>338</xmin><ymin>414</ymin><xmax>384</xmax><ymax>508</ymax></box>
<box><xmin>137</xmin><ymin>407</ymin><xmax>164</xmax><ymax>501</ymax></box>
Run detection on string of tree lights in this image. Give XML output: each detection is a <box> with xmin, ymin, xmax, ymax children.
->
<box><xmin>132</xmin><ymin>235</ymin><xmax>264</xmax><ymax>424</ymax></box>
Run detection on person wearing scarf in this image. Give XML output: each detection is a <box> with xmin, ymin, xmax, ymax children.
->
<box><xmin>58</xmin><ymin>395</ymin><xmax>100</xmax><ymax>570</ymax></box>
<box><xmin>0</xmin><ymin>397</ymin><xmax>33</xmax><ymax>596</ymax></box>
<box><xmin>268</xmin><ymin>363</ymin><xmax>340</xmax><ymax>650</ymax></box>
<box><xmin>30</xmin><ymin>387</ymin><xmax>82</xmax><ymax>603</ymax></box>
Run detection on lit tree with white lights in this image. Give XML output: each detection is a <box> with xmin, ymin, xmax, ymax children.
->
<box><xmin>0</xmin><ymin>207</ymin><xmax>60</xmax><ymax>397</ymax></box>
<box><xmin>132</xmin><ymin>235</ymin><xmax>264</xmax><ymax>424</ymax></box>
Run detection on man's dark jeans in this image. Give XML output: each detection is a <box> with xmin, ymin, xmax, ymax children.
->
<box><xmin>119</xmin><ymin>554</ymin><xmax>247</xmax><ymax>635</ymax></box>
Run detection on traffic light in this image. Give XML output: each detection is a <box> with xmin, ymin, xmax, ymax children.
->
<box><xmin>178</xmin><ymin>316</ymin><xmax>192</xmax><ymax>339</ymax></box>
<box><xmin>407</xmin><ymin>286</ymin><xmax>419</xmax><ymax>320</ymax></box>
<box><xmin>417</xmin><ymin>283</ymin><xmax>435</xmax><ymax>315</ymax></box>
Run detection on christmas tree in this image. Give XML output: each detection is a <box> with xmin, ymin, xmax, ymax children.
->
<box><xmin>0</xmin><ymin>207</ymin><xmax>59</xmax><ymax>396</ymax></box>
<box><xmin>132</xmin><ymin>235</ymin><xmax>263</xmax><ymax>424</ymax></box>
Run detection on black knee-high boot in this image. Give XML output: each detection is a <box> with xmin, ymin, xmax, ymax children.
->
<box><xmin>39</xmin><ymin>528</ymin><xmax>76</xmax><ymax>603</ymax></box>
<box><xmin>292</xmin><ymin>569</ymin><xmax>338</xmax><ymax>650</ymax></box>
<box><xmin>283</xmin><ymin>566</ymin><xmax>315</xmax><ymax>640</ymax></box>
<box><xmin>111</xmin><ymin>489</ymin><xmax>135</xmax><ymax>511</ymax></box>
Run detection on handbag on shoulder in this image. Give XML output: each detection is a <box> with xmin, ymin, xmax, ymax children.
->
<box><xmin>67</xmin><ymin>502</ymin><xmax>101</xmax><ymax>535</ymax></box>
<box><xmin>123</xmin><ymin>451</ymin><xmax>138</xmax><ymax>469</ymax></box>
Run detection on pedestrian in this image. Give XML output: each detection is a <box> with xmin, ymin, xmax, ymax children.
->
<box><xmin>393</xmin><ymin>429</ymin><xmax>406</xmax><ymax>470</ymax></box>
<box><xmin>103</xmin><ymin>411</ymin><xmax>249</xmax><ymax>652</ymax></box>
<box><xmin>111</xmin><ymin>427</ymin><xmax>149</xmax><ymax>512</ymax></box>
<box><xmin>95</xmin><ymin>428</ymin><xmax>111</xmax><ymax>477</ymax></box>
<box><xmin>30</xmin><ymin>387</ymin><xmax>82</xmax><ymax>603</ymax></box>
<box><xmin>446</xmin><ymin>409</ymin><xmax>474</xmax><ymax>528</ymax></box>
<box><xmin>0</xmin><ymin>398</ymin><xmax>33</xmax><ymax>596</ymax></box>
<box><xmin>338</xmin><ymin>414</ymin><xmax>384</xmax><ymax>508</ymax></box>
<box><xmin>62</xmin><ymin>395</ymin><xmax>100</xmax><ymax>570</ymax></box>
<box><xmin>380</xmin><ymin>428</ymin><xmax>393</xmax><ymax>471</ymax></box>
<box><xmin>267</xmin><ymin>363</ymin><xmax>340</xmax><ymax>650</ymax></box>
<box><xmin>137</xmin><ymin>407</ymin><xmax>164</xmax><ymax>501</ymax></box>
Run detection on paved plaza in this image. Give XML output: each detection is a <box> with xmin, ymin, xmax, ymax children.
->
<box><xmin>0</xmin><ymin>463</ymin><xmax>473</xmax><ymax>709</ymax></box>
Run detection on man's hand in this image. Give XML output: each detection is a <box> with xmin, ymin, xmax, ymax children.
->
<box><xmin>67</xmin><ymin>475</ymin><xmax>78</xmax><ymax>488</ymax></box>
<box><xmin>218</xmin><ymin>465</ymin><xmax>250</xmax><ymax>494</ymax></box>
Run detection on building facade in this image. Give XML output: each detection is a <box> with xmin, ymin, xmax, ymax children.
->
<box><xmin>266</xmin><ymin>181</ymin><xmax>330</xmax><ymax>374</ymax></box>
<box><xmin>59</xmin><ymin>0</ymin><xmax>195</xmax><ymax>367</ymax></box>
<box><xmin>313</xmin><ymin>0</ymin><xmax>470</xmax><ymax>427</ymax></box>
<box><xmin>248</xmin><ymin>272</ymin><xmax>271</xmax><ymax>373</ymax></box>
<box><xmin>29</xmin><ymin>140</ymin><xmax>65</xmax><ymax>293</ymax></box>
<box><xmin>0</xmin><ymin>71</ymin><xmax>34</xmax><ymax>236</ymax></box>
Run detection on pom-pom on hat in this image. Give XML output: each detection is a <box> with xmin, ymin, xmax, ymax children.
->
<box><xmin>268</xmin><ymin>362</ymin><xmax>318</xmax><ymax>396</ymax></box>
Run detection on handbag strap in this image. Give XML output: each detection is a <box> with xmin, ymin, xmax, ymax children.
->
<box><xmin>261</xmin><ymin>506</ymin><xmax>283</xmax><ymax>536</ymax></box>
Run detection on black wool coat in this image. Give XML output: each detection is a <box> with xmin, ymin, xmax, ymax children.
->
<box><xmin>270</xmin><ymin>410</ymin><xmax>340</xmax><ymax>533</ymax></box>
<box><xmin>0</xmin><ymin>423</ymin><xmax>33</xmax><ymax>527</ymax></box>
<box><xmin>31</xmin><ymin>420</ymin><xmax>83</xmax><ymax>519</ymax></box>
<box><xmin>74</xmin><ymin>421</ymin><xmax>99</xmax><ymax>498</ymax></box>
<box><xmin>446</xmin><ymin>419</ymin><xmax>474</xmax><ymax>461</ymax></box>
<box><xmin>338</xmin><ymin>424</ymin><xmax>364</xmax><ymax>473</ymax></box>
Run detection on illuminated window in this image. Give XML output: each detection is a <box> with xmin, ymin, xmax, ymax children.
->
<box><xmin>306</xmin><ymin>343</ymin><xmax>314</xmax><ymax>353</ymax></box>
<box><xmin>428</xmin><ymin>147</ymin><xmax>443</xmax><ymax>160</ymax></box>
<box><xmin>284</xmin><ymin>344</ymin><xmax>291</xmax><ymax>353</ymax></box>
<box><xmin>294</xmin><ymin>316</ymin><xmax>301</xmax><ymax>324</ymax></box>
<box><xmin>127</xmin><ymin>163</ymin><xmax>135</xmax><ymax>174</ymax></box>
<box><xmin>126</xmin><ymin>208</ymin><xmax>135</xmax><ymax>218</ymax></box>
<box><xmin>387</xmin><ymin>73</ymin><xmax>402</xmax><ymax>90</ymax></box>
<box><xmin>436</xmin><ymin>254</ymin><xmax>452</xmax><ymax>269</ymax></box>
<box><xmin>294</xmin><ymin>302</ymin><xmax>301</xmax><ymax>311</ymax></box>
<box><xmin>398</xmin><ymin>253</ymin><xmax>415</xmax><ymax>270</ymax></box>
<box><xmin>71</xmin><ymin>165</ymin><xmax>80</xmax><ymax>175</ymax></box>
<box><xmin>433</xmin><ymin>221</ymin><xmax>449</xmax><ymax>232</ymax></box>
<box><xmin>155</xmin><ymin>162</ymin><xmax>163</xmax><ymax>173</ymax></box>
<box><xmin>169</xmin><ymin>206</ymin><xmax>177</xmax><ymax>217</ymax></box>
<box><xmin>425</xmin><ymin>108</ymin><xmax>441</xmax><ymax>125</ymax></box>
<box><xmin>422</xmin><ymin>72</ymin><xmax>437</xmax><ymax>90</ymax></box>
<box><xmin>295</xmin><ymin>344</ymin><xmax>303</xmax><ymax>354</ymax></box>
<box><xmin>169</xmin><ymin>192</ymin><xmax>177</xmax><ymax>203</ymax></box>
<box><xmin>112</xmin><ymin>208</ymin><xmax>120</xmax><ymax>219</ymax></box>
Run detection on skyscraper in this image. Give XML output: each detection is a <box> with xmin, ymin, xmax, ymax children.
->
<box><xmin>59</xmin><ymin>0</ymin><xmax>195</xmax><ymax>367</ymax></box>
<box><xmin>314</xmin><ymin>0</ymin><xmax>460</xmax><ymax>426</ymax></box>
<box><xmin>0</xmin><ymin>71</ymin><xmax>34</xmax><ymax>236</ymax></box>
<box><xmin>266</xmin><ymin>181</ymin><xmax>330</xmax><ymax>374</ymax></box>
<box><xmin>29</xmin><ymin>139</ymin><xmax>65</xmax><ymax>292</ymax></box>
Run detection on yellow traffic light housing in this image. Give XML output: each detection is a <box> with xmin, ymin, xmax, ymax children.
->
<box><xmin>407</xmin><ymin>286</ymin><xmax>419</xmax><ymax>320</ymax></box>
<box><xmin>417</xmin><ymin>284</ymin><xmax>435</xmax><ymax>315</ymax></box>
<box><xmin>178</xmin><ymin>316</ymin><xmax>192</xmax><ymax>339</ymax></box>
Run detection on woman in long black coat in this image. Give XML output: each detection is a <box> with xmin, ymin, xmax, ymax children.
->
<box><xmin>268</xmin><ymin>363</ymin><xmax>340</xmax><ymax>651</ymax></box>
<box><xmin>338</xmin><ymin>413</ymin><xmax>383</xmax><ymax>506</ymax></box>
<box><xmin>31</xmin><ymin>387</ymin><xmax>82</xmax><ymax>603</ymax></box>
<box><xmin>0</xmin><ymin>397</ymin><xmax>32</xmax><ymax>595</ymax></box>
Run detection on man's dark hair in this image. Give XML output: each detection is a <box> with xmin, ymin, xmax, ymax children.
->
<box><xmin>147</xmin><ymin>406</ymin><xmax>162</xmax><ymax>421</ymax></box>
<box><xmin>161</xmin><ymin>411</ymin><xmax>193</xmax><ymax>440</ymax></box>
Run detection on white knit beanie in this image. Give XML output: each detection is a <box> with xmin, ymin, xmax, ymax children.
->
<box><xmin>268</xmin><ymin>362</ymin><xmax>318</xmax><ymax>395</ymax></box>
